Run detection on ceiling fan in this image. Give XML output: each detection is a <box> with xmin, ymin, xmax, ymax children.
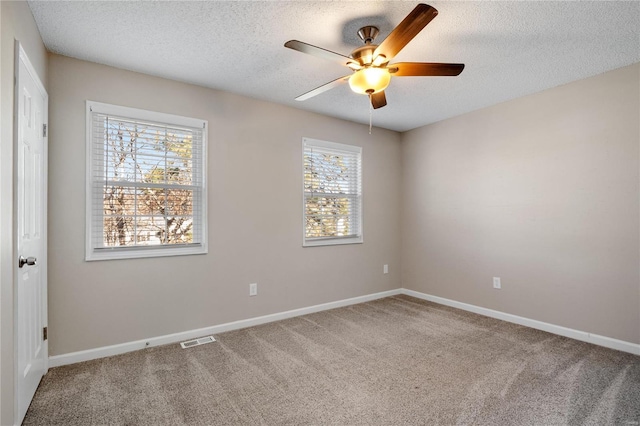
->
<box><xmin>284</xmin><ymin>3</ymin><xmax>464</xmax><ymax>109</ymax></box>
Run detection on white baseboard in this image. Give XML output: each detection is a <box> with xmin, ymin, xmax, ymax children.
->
<box><xmin>401</xmin><ymin>289</ymin><xmax>640</xmax><ymax>356</ymax></box>
<box><xmin>48</xmin><ymin>288</ymin><xmax>401</xmax><ymax>368</ymax></box>
<box><xmin>49</xmin><ymin>287</ymin><xmax>639</xmax><ymax>368</ymax></box>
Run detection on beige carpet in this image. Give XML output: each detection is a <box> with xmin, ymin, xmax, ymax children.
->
<box><xmin>24</xmin><ymin>295</ymin><xmax>640</xmax><ymax>425</ymax></box>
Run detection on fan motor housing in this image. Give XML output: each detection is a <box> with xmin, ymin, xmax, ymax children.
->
<box><xmin>351</xmin><ymin>45</ymin><xmax>377</xmax><ymax>66</ymax></box>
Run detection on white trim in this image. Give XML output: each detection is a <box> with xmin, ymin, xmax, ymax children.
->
<box><xmin>49</xmin><ymin>289</ymin><xmax>401</xmax><ymax>368</ymax></box>
<box><xmin>86</xmin><ymin>101</ymin><xmax>204</xmax><ymax>129</ymax></box>
<box><xmin>87</xmin><ymin>244</ymin><xmax>207</xmax><ymax>262</ymax></box>
<box><xmin>303</xmin><ymin>138</ymin><xmax>362</xmax><ymax>155</ymax></box>
<box><xmin>303</xmin><ymin>237</ymin><xmax>363</xmax><ymax>247</ymax></box>
<box><xmin>401</xmin><ymin>289</ymin><xmax>640</xmax><ymax>356</ymax></box>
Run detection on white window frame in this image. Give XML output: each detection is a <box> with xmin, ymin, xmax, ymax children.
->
<box><xmin>85</xmin><ymin>101</ymin><xmax>208</xmax><ymax>261</ymax></box>
<box><xmin>302</xmin><ymin>137</ymin><xmax>363</xmax><ymax>247</ymax></box>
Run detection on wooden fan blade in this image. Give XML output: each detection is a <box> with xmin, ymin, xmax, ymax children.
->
<box><xmin>285</xmin><ymin>40</ymin><xmax>355</xmax><ymax>67</ymax></box>
<box><xmin>389</xmin><ymin>62</ymin><xmax>465</xmax><ymax>76</ymax></box>
<box><xmin>373</xmin><ymin>4</ymin><xmax>438</xmax><ymax>63</ymax></box>
<box><xmin>295</xmin><ymin>75</ymin><xmax>351</xmax><ymax>101</ymax></box>
<box><xmin>370</xmin><ymin>91</ymin><xmax>387</xmax><ymax>109</ymax></box>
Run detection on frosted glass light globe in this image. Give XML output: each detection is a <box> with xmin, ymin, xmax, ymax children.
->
<box><xmin>348</xmin><ymin>68</ymin><xmax>391</xmax><ymax>95</ymax></box>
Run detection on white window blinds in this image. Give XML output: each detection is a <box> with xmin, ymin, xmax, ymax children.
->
<box><xmin>86</xmin><ymin>101</ymin><xmax>207</xmax><ymax>260</ymax></box>
<box><xmin>303</xmin><ymin>138</ymin><xmax>362</xmax><ymax>246</ymax></box>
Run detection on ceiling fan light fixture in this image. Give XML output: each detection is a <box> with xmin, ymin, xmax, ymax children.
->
<box><xmin>285</xmin><ymin>4</ymin><xmax>464</xmax><ymax>110</ymax></box>
<box><xmin>348</xmin><ymin>67</ymin><xmax>391</xmax><ymax>95</ymax></box>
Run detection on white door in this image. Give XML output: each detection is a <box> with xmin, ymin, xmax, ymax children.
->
<box><xmin>15</xmin><ymin>41</ymin><xmax>48</xmax><ymax>425</ymax></box>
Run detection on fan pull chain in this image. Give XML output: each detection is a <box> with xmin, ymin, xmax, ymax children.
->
<box><xmin>369</xmin><ymin>96</ymin><xmax>373</xmax><ymax>135</ymax></box>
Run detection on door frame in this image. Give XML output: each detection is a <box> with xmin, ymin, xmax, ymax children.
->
<box><xmin>13</xmin><ymin>40</ymin><xmax>48</xmax><ymax>424</ymax></box>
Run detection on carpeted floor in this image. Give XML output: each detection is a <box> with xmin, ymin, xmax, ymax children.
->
<box><xmin>24</xmin><ymin>295</ymin><xmax>640</xmax><ymax>425</ymax></box>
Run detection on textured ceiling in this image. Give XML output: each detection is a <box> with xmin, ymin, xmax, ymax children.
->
<box><xmin>28</xmin><ymin>1</ymin><xmax>640</xmax><ymax>132</ymax></box>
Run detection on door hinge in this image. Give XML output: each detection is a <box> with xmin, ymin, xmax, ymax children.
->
<box><xmin>43</xmin><ymin>326</ymin><xmax>48</xmax><ymax>341</ymax></box>
<box><xmin>43</xmin><ymin>124</ymin><xmax>47</xmax><ymax>137</ymax></box>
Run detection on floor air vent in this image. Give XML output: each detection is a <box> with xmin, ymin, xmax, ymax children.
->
<box><xmin>180</xmin><ymin>335</ymin><xmax>216</xmax><ymax>349</ymax></box>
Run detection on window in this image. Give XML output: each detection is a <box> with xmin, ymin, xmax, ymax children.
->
<box><xmin>86</xmin><ymin>101</ymin><xmax>207</xmax><ymax>260</ymax></box>
<box><xmin>303</xmin><ymin>138</ymin><xmax>362</xmax><ymax>246</ymax></box>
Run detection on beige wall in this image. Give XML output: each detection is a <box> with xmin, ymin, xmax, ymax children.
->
<box><xmin>47</xmin><ymin>54</ymin><xmax>402</xmax><ymax>356</ymax></box>
<box><xmin>401</xmin><ymin>63</ymin><xmax>640</xmax><ymax>344</ymax></box>
<box><xmin>1</xmin><ymin>1</ymin><xmax>48</xmax><ymax>424</ymax></box>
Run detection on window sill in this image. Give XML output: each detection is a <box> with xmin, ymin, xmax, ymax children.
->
<box><xmin>303</xmin><ymin>236</ymin><xmax>363</xmax><ymax>247</ymax></box>
<box><xmin>86</xmin><ymin>244</ymin><xmax>207</xmax><ymax>261</ymax></box>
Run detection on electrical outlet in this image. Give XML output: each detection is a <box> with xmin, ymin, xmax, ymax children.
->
<box><xmin>493</xmin><ymin>277</ymin><xmax>501</xmax><ymax>289</ymax></box>
<box><xmin>249</xmin><ymin>283</ymin><xmax>257</xmax><ymax>296</ymax></box>
<box><xmin>383</xmin><ymin>264</ymin><xmax>389</xmax><ymax>274</ymax></box>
